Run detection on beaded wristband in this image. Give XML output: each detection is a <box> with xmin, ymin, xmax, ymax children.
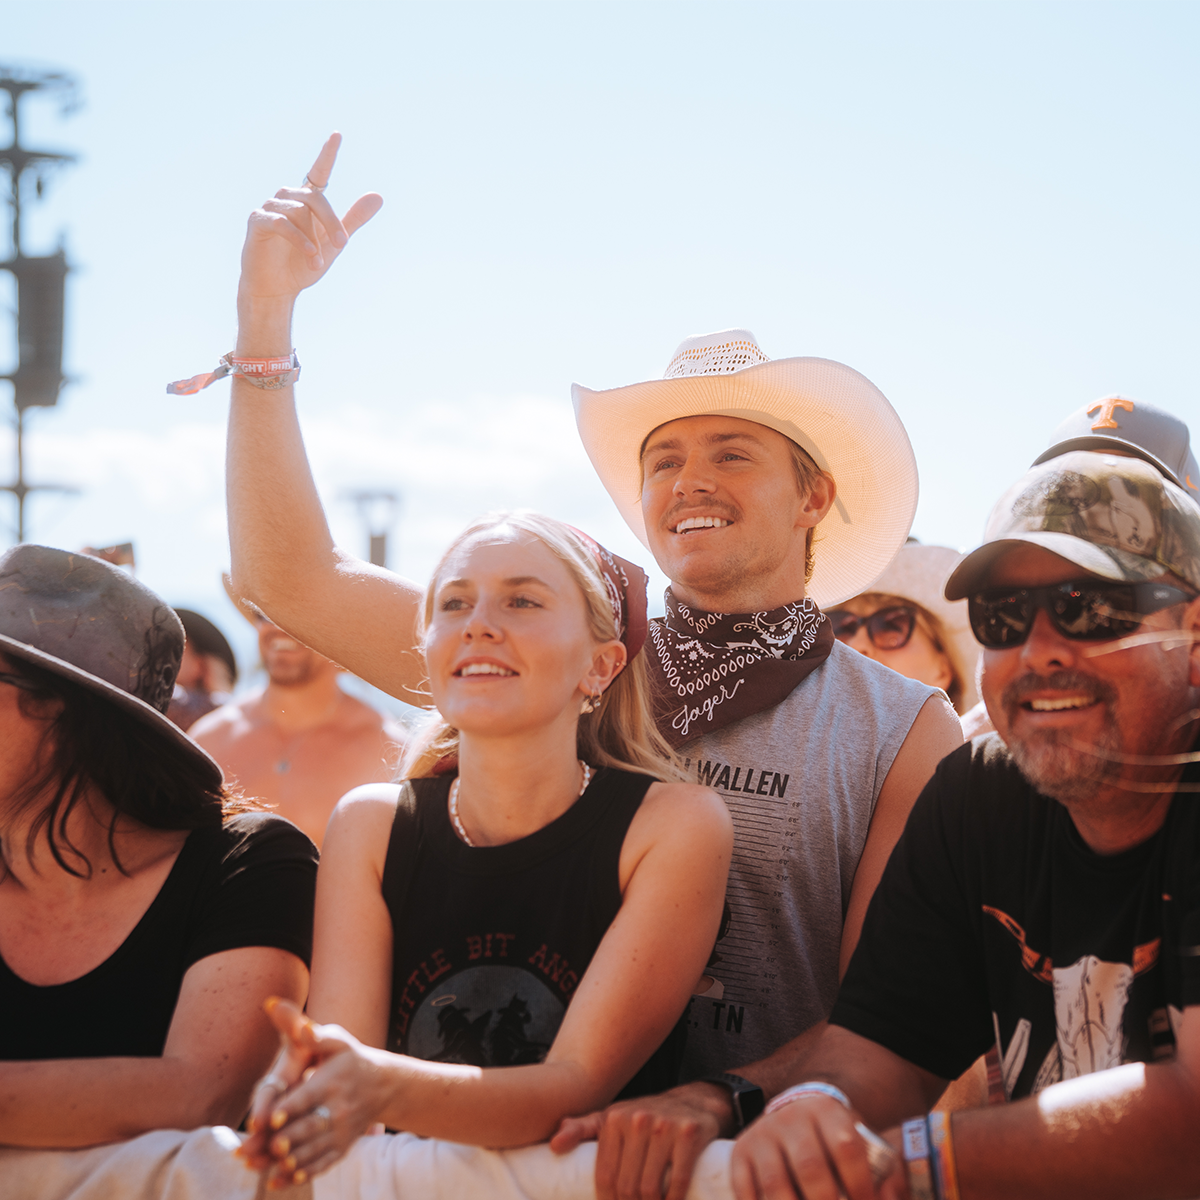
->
<box><xmin>928</xmin><ymin>1111</ymin><xmax>960</xmax><ymax>1200</ymax></box>
<box><xmin>167</xmin><ymin>350</ymin><xmax>301</xmax><ymax>396</ymax></box>
<box><xmin>763</xmin><ymin>1080</ymin><xmax>852</xmax><ymax>1116</ymax></box>
<box><xmin>901</xmin><ymin>1117</ymin><xmax>936</xmax><ymax>1200</ymax></box>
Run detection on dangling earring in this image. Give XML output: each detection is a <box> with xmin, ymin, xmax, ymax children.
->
<box><xmin>580</xmin><ymin>687</ymin><xmax>602</xmax><ymax>714</ymax></box>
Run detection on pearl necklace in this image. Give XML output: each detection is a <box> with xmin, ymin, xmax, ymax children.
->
<box><xmin>448</xmin><ymin>761</ymin><xmax>593</xmax><ymax>848</ymax></box>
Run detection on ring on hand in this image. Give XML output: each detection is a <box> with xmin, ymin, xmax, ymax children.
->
<box><xmin>303</xmin><ymin>174</ymin><xmax>327</xmax><ymax>192</ymax></box>
<box><xmin>258</xmin><ymin>1074</ymin><xmax>288</xmax><ymax>1095</ymax></box>
<box><xmin>313</xmin><ymin>1104</ymin><xmax>333</xmax><ymax>1134</ymax></box>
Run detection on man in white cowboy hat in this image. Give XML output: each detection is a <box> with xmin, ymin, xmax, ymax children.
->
<box><xmin>728</xmin><ymin>450</ymin><xmax>1200</xmax><ymax>1200</ymax></box>
<box><xmin>551</xmin><ymin>330</ymin><xmax>963</xmax><ymax>1194</ymax></box>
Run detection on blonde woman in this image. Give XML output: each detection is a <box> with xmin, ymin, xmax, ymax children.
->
<box><xmin>217</xmin><ymin>138</ymin><xmax>732</xmax><ymax>1186</ymax></box>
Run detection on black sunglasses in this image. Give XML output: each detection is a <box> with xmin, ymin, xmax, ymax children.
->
<box><xmin>968</xmin><ymin>579</ymin><xmax>1194</xmax><ymax>649</ymax></box>
<box><xmin>827</xmin><ymin>605</ymin><xmax>917</xmax><ymax>651</ymax></box>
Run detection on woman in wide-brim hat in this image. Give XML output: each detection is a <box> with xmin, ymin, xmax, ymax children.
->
<box><xmin>0</xmin><ymin>545</ymin><xmax>317</xmax><ymax>1148</ymax></box>
<box><xmin>823</xmin><ymin>542</ymin><xmax>981</xmax><ymax>718</ymax></box>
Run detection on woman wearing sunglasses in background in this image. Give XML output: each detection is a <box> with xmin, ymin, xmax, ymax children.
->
<box><xmin>825</xmin><ymin>542</ymin><xmax>982</xmax><ymax>728</ymax></box>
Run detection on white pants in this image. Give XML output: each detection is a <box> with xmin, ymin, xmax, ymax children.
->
<box><xmin>0</xmin><ymin>1127</ymin><xmax>736</xmax><ymax>1200</ymax></box>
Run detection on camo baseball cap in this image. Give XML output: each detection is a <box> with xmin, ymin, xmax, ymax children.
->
<box><xmin>945</xmin><ymin>450</ymin><xmax>1200</xmax><ymax>600</ymax></box>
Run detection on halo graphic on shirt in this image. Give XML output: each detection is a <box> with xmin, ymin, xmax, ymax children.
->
<box><xmin>407</xmin><ymin>964</ymin><xmax>565</xmax><ymax>1067</ymax></box>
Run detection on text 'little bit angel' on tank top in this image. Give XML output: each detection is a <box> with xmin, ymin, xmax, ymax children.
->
<box><xmin>380</xmin><ymin>766</ymin><xmax>687</xmax><ymax>1097</ymax></box>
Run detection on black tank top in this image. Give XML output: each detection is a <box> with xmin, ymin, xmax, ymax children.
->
<box><xmin>381</xmin><ymin>766</ymin><xmax>685</xmax><ymax>1097</ymax></box>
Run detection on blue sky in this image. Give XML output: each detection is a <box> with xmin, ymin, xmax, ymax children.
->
<box><xmin>2</xmin><ymin>0</ymin><xmax>1198</xmax><ymax>680</ymax></box>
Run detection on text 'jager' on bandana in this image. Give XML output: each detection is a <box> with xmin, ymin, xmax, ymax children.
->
<box><xmin>645</xmin><ymin>591</ymin><xmax>834</xmax><ymax>748</ymax></box>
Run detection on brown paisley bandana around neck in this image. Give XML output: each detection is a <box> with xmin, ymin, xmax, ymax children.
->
<box><xmin>645</xmin><ymin>590</ymin><xmax>834</xmax><ymax>749</ymax></box>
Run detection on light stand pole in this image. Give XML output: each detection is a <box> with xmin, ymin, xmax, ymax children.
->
<box><xmin>344</xmin><ymin>490</ymin><xmax>401</xmax><ymax>568</ymax></box>
<box><xmin>0</xmin><ymin>64</ymin><xmax>81</xmax><ymax>541</ymax></box>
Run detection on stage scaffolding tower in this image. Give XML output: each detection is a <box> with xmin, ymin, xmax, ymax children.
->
<box><xmin>0</xmin><ymin>64</ymin><xmax>80</xmax><ymax>542</ymax></box>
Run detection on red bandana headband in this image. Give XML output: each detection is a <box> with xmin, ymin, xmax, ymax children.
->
<box><xmin>568</xmin><ymin>527</ymin><xmax>649</xmax><ymax>664</ymax></box>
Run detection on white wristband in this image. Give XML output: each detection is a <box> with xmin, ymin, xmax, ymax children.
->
<box><xmin>764</xmin><ymin>1081</ymin><xmax>852</xmax><ymax>1116</ymax></box>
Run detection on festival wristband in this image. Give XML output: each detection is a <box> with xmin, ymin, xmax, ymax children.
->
<box><xmin>167</xmin><ymin>351</ymin><xmax>301</xmax><ymax>395</ymax></box>
<box><xmin>928</xmin><ymin>1111</ymin><xmax>961</xmax><ymax>1200</ymax></box>
<box><xmin>901</xmin><ymin>1117</ymin><xmax>936</xmax><ymax>1200</ymax></box>
<box><xmin>763</xmin><ymin>1081</ymin><xmax>852</xmax><ymax>1115</ymax></box>
<box><xmin>763</xmin><ymin>1083</ymin><xmax>895</xmax><ymax>1184</ymax></box>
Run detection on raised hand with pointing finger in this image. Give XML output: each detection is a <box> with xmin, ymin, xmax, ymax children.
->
<box><xmin>240</xmin><ymin>132</ymin><xmax>382</xmax><ymax>305</ymax></box>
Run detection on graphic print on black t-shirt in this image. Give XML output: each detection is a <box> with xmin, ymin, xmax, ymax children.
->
<box><xmin>981</xmin><ymin>903</ymin><xmax>1172</xmax><ymax>1096</ymax></box>
<box><xmin>382</xmin><ymin>769</ymin><xmax>693</xmax><ymax>1085</ymax></box>
<box><xmin>831</xmin><ymin>736</ymin><xmax>1200</xmax><ymax>1101</ymax></box>
<box><xmin>397</xmin><ymin>947</ymin><xmax>569</xmax><ymax>1066</ymax></box>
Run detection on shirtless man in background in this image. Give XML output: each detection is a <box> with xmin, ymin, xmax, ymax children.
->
<box><xmin>191</xmin><ymin>596</ymin><xmax>407</xmax><ymax>848</ymax></box>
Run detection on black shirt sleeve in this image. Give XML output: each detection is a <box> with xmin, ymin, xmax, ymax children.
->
<box><xmin>182</xmin><ymin>812</ymin><xmax>319</xmax><ymax>971</ymax></box>
<box><xmin>830</xmin><ymin>741</ymin><xmax>996</xmax><ymax>1082</ymax></box>
<box><xmin>0</xmin><ymin>812</ymin><xmax>318</xmax><ymax>1061</ymax></box>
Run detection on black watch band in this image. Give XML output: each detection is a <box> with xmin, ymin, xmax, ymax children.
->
<box><xmin>700</xmin><ymin>1072</ymin><xmax>765</xmax><ymax>1131</ymax></box>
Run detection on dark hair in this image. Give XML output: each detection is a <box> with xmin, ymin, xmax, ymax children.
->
<box><xmin>7</xmin><ymin>658</ymin><xmax>260</xmax><ymax>878</ymax></box>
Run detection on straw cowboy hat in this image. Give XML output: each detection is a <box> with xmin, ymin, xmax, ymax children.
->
<box><xmin>859</xmin><ymin>542</ymin><xmax>981</xmax><ymax>713</ymax></box>
<box><xmin>0</xmin><ymin>544</ymin><xmax>222</xmax><ymax>781</ymax></box>
<box><xmin>573</xmin><ymin>329</ymin><xmax>918</xmax><ymax>608</ymax></box>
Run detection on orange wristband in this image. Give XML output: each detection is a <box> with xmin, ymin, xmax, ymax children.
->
<box><xmin>167</xmin><ymin>350</ymin><xmax>300</xmax><ymax>395</ymax></box>
<box><xmin>928</xmin><ymin>1111</ymin><xmax>961</xmax><ymax>1200</ymax></box>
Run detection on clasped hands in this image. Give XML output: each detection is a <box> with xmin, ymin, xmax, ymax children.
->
<box><xmin>552</xmin><ymin>1085</ymin><xmax>906</xmax><ymax>1200</ymax></box>
<box><xmin>236</xmin><ymin>997</ymin><xmax>389</xmax><ymax>1190</ymax></box>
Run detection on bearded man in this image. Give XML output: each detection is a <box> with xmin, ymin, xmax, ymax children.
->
<box><xmin>727</xmin><ymin>450</ymin><xmax>1200</xmax><ymax>1200</ymax></box>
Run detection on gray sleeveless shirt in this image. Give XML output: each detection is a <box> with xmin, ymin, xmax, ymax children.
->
<box><xmin>677</xmin><ymin>639</ymin><xmax>938</xmax><ymax>1079</ymax></box>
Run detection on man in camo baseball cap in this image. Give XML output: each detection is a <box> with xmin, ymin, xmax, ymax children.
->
<box><xmin>946</xmin><ymin>450</ymin><xmax>1200</xmax><ymax>601</ymax></box>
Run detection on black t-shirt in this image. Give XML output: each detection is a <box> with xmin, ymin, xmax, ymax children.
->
<box><xmin>382</xmin><ymin>768</ymin><xmax>686</xmax><ymax>1096</ymax></box>
<box><xmin>0</xmin><ymin>813</ymin><xmax>318</xmax><ymax>1061</ymax></box>
<box><xmin>831</xmin><ymin>735</ymin><xmax>1200</xmax><ymax>1099</ymax></box>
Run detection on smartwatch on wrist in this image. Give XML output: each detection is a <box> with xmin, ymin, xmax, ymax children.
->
<box><xmin>700</xmin><ymin>1073</ymin><xmax>766</xmax><ymax>1131</ymax></box>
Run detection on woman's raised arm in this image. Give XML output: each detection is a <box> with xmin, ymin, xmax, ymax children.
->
<box><xmin>227</xmin><ymin>134</ymin><xmax>428</xmax><ymax>703</ymax></box>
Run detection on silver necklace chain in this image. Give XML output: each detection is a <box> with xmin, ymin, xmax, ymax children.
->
<box><xmin>448</xmin><ymin>761</ymin><xmax>593</xmax><ymax>848</ymax></box>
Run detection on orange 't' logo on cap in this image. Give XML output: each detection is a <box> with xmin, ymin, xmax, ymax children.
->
<box><xmin>1088</xmin><ymin>397</ymin><xmax>1134</xmax><ymax>430</ymax></box>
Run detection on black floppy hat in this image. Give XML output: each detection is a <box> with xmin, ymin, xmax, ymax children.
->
<box><xmin>174</xmin><ymin>608</ymin><xmax>238</xmax><ymax>685</ymax></box>
<box><xmin>0</xmin><ymin>544</ymin><xmax>223</xmax><ymax>782</ymax></box>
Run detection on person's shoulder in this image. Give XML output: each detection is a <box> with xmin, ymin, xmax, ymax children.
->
<box><xmin>923</xmin><ymin>732</ymin><xmax>1040</xmax><ymax>828</ymax></box>
<box><xmin>325</xmin><ymin>781</ymin><xmax>405</xmax><ymax>846</ymax></box>
<box><xmin>823</xmin><ymin>638</ymin><xmax>940</xmax><ymax>700</ymax></box>
<box><xmin>641</xmin><ymin>777</ymin><xmax>734</xmax><ymax>842</ymax></box>
<box><xmin>332</xmin><ymin>690</ymin><xmax>396</xmax><ymax>731</ymax></box>
<box><xmin>188</xmin><ymin>693</ymin><xmax>260</xmax><ymax>743</ymax></box>
<box><xmin>185</xmin><ymin>811</ymin><xmax>319</xmax><ymax>879</ymax></box>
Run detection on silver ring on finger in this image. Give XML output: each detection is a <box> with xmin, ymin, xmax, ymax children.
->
<box><xmin>313</xmin><ymin>1104</ymin><xmax>333</xmax><ymax>1134</ymax></box>
<box><xmin>258</xmin><ymin>1074</ymin><xmax>288</xmax><ymax>1095</ymax></box>
<box><xmin>303</xmin><ymin>174</ymin><xmax>327</xmax><ymax>192</ymax></box>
